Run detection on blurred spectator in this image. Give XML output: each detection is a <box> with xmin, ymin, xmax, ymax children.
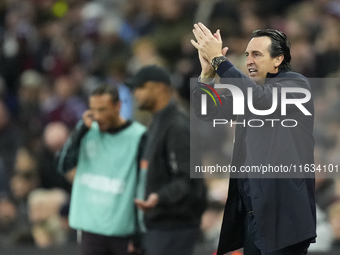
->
<box><xmin>119</xmin><ymin>0</ymin><xmax>154</xmax><ymax>43</ymax></box>
<box><xmin>10</xmin><ymin>147</ymin><xmax>39</xmax><ymax>231</ymax></box>
<box><xmin>36</xmin><ymin>20</ymin><xmax>75</xmax><ymax>79</ymax></box>
<box><xmin>329</xmin><ymin>201</ymin><xmax>340</xmax><ymax>251</ymax></box>
<box><xmin>38</xmin><ymin>122</ymin><xmax>71</xmax><ymax>193</ymax></box>
<box><xmin>42</xmin><ymin>75</ymin><xmax>87</xmax><ymax>128</ymax></box>
<box><xmin>0</xmin><ymin>100</ymin><xmax>21</xmax><ymax>176</ymax></box>
<box><xmin>32</xmin><ymin>216</ymin><xmax>66</xmax><ymax>248</ymax></box>
<box><xmin>315</xmin><ymin>12</ymin><xmax>340</xmax><ymax>77</ymax></box>
<box><xmin>28</xmin><ymin>188</ymin><xmax>68</xmax><ymax>225</ymax></box>
<box><xmin>0</xmin><ymin>162</ymin><xmax>8</xmax><ymax>193</ymax></box>
<box><xmin>132</xmin><ymin>65</ymin><xmax>207</xmax><ymax>255</ymax></box>
<box><xmin>96</xmin><ymin>15</ymin><xmax>130</xmax><ymax>76</ymax></box>
<box><xmin>316</xmin><ymin>178</ymin><xmax>336</xmax><ymax>213</ymax></box>
<box><xmin>128</xmin><ymin>37</ymin><xmax>166</xmax><ymax>74</ymax></box>
<box><xmin>106</xmin><ymin>60</ymin><xmax>133</xmax><ymax>120</ymax></box>
<box><xmin>59</xmin><ymin>203</ymin><xmax>77</xmax><ymax>244</ymax></box>
<box><xmin>0</xmin><ymin>76</ymin><xmax>9</xmax><ymax>106</ymax></box>
<box><xmin>0</xmin><ymin>196</ymin><xmax>18</xmax><ymax>247</ymax></box>
<box><xmin>18</xmin><ymin>70</ymin><xmax>44</xmax><ymax>126</ymax></box>
<box><xmin>10</xmin><ymin>169</ymin><xmax>38</xmax><ymax>205</ymax></box>
<box><xmin>69</xmin><ymin>65</ymin><xmax>89</xmax><ymax>97</ymax></box>
<box><xmin>198</xmin><ymin>201</ymin><xmax>225</xmax><ymax>253</ymax></box>
<box><xmin>0</xmin><ymin>10</ymin><xmax>26</xmax><ymax>94</ymax></box>
<box><xmin>309</xmin><ymin>205</ymin><xmax>332</xmax><ymax>252</ymax></box>
<box><xmin>28</xmin><ymin>189</ymin><xmax>69</xmax><ymax>248</ymax></box>
<box><xmin>18</xmin><ymin>69</ymin><xmax>45</xmax><ymax>151</ymax></box>
<box><xmin>289</xmin><ymin>38</ymin><xmax>316</xmax><ymax>77</ymax></box>
<box><xmin>150</xmin><ymin>0</ymin><xmax>195</xmax><ymax>67</ymax></box>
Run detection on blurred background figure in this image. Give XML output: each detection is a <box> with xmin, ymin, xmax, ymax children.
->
<box><xmin>58</xmin><ymin>203</ymin><xmax>77</xmax><ymax>245</ymax></box>
<box><xmin>10</xmin><ymin>147</ymin><xmax>39</xmax><ymax>232</ymax></box>
<box><xmin>56</xmin><ymin>85</ymin><xmax>146</xmax><ymax>255</ymax></box>
<box><xmin>0</xmin><ymin>100</ymin><xmax>21</xmax><ymax>178</ymax></box>
<box><xmin>38</xmin><ymin>122</ymin><xmax>71</xmax><ymax>193</ymax></box>
<box><xmin>196</xmin><ymin>201</ymin><xmax>224</xmax><ymax>254</ymax></box>
<box><xmin>42</xmin><ymin>75</ymin><xmax>87</xmax><ymax>129</ymax></box>
<box><xmin>31</xmin><ymin>216</ymin><xmax>66</xmax><ymax>249</ymax></box>
<box><xmin>0</xmin><ymin>195</ymin><xmax>19</xmax><ymax>247</ymax></box>
<box><xmin>329</xmin><ymin>201</ymin><xmax>340</xmax><ymax>251</ymax></box>
<box><xmin>17</xmin><ymin>70</ymin><xmax>44</xmax><ymax>150</ymax></box>
<box><xmin>28</xmin><ymin>189</ymin><xmax>69</xmax><ymax>248</ymax></box>
<box><xmin>106</xmin><ymin>60</ymin><xmax>133</xmax><ymax>120</ymax></box>
<box><xmin>131</xmin><ymin>65</ymin><xmax>207</xmax><ymax>255</ymax></box>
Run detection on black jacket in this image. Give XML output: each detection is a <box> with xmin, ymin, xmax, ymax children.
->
<box><xmin>192</xmin><ymin>60</ymin><xmax>316</xmax><ymax>254</ymax></box>
<box><xmin>143</xmin><ymin>101</ymin><xmax>207</xmax><ymax>230</ymax></box>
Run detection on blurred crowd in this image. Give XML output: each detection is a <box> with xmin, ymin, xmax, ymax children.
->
<box><xmin>0</xmin><ymin>0</ymin><xmax>340</xmax><ymax>254</ymax></box>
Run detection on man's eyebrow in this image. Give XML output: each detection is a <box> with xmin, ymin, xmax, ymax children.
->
<box><xmin>245</xmin><ymin>50</ymin><xmax>262</xmax><ymax>55</ymax></box>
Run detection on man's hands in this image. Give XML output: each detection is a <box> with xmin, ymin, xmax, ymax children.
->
<box><xmin>65</xmin><ymin>167</ymin><xmax>77</xmax><ymax>183</ymax></box>
<box><xmin>197</xmin><ymin>48</ymin><xmax>216</xmax><ymax>79</ymax></box>
<box><xmin>191</xmin><ymin>23</ymin><xmax>223</xmax><ymax>62</ymax></box>
<box><xmin>191</xmin><ymin>22</ymin><xmax>229</xmax><ymax>78</ymax></box>
<box><xmin>134</xmin><ymin>193</ymin><xmax>159</xmax><ymax>211</ymax></box>
<box><xmin>128</xmin><ymin>241</ymin><xmax>142</xmax><ymax>254</ymax></box>
<box><xmin>83</xmin><ymin>110</ymin><xmax>94</xmax><ymax>129</ymax></box>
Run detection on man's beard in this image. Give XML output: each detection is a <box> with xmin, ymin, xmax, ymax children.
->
<box><xmin>138</xmin><ymin>101</ymin><xmax>154</xmax><ymax>111</ymax></box>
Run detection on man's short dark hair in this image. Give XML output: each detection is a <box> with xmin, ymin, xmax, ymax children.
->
<box><xmin>91</xmin><ymin>85</ymin><xmax>120</xmax><ymax>104</ymax></box>
<box><xmin>252</xmin><ymin>29</ymin><xmax>291</xmax><ymax>71</ymax></box>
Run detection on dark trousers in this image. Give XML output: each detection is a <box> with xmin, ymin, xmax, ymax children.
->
<box><xmin>81</xmin><ymin>231</ymin><xmax>135</xmax><ymax>255</ymax></box>
<box><xmin>144</xmin><ymin>227</ymin><xmax>199</xmax><ymax>255</ymax></box>
<box><xmin>244</xmin><ymin>212</ymin><xmax>310</xmax><ymax>255</ymax></box>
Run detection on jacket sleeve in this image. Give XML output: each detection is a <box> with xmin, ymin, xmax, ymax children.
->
<box><xmin>55</xmin><ymin>120</ymin><xmax>89</xmax><ymax>174</ymax></box>
<box><xmin>156</xmin><ymin>122</ymin><xmax>192</xmax><ymax>206</ymax></box>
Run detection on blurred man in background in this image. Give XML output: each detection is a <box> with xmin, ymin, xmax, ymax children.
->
<box><xmin>130</xmin><ymin>65</ymin><xmax>207</xmax><ymax>255</ymax></box>
<box><xmin>38</xmin><ymin>122</ymin><xmax>71</xmax><ymax>193</ymax></box>
<box><xmin>56</xmin><ymin>85</ymin><xmax>146</xmax><ymax>255</ymax></box>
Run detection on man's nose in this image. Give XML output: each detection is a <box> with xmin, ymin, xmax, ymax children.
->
<box><xmin>246</xmin><ymin>56</ymin><xmax>254</xmax><ymax>66</ymax></box>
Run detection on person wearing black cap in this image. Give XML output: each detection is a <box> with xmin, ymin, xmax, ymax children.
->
<box><xmin>129</xmin><ymin>65</ymin><xmax>207</xmax><ymax>255</ymax></box>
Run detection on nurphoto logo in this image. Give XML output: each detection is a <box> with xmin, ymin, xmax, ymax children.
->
<box><xmin>199</xmin><ymin>82</ymin><xmax>312</xmax><ymax>128</ymax></box>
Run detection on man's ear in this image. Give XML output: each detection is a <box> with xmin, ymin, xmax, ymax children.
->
<box><xmin>274</xmin><ymin>55</ymin><xmax>284</xmax><ymax>68</ymax></box>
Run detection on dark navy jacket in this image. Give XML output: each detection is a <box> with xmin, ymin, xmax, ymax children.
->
<box><xmin>192</xmin><ymin>60</ymin><xmax>316</xmax><ymax>254</ymax></box>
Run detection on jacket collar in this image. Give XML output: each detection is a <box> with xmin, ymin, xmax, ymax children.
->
<box><xmin>264</xmin><ymin>70</ymin><xmax>288</xmax><ymax>83</ymax></box>
<box><xmin>266</xmin><ymin>70</ymin><xmax>284</xmax><ymax>78</ymax></box>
